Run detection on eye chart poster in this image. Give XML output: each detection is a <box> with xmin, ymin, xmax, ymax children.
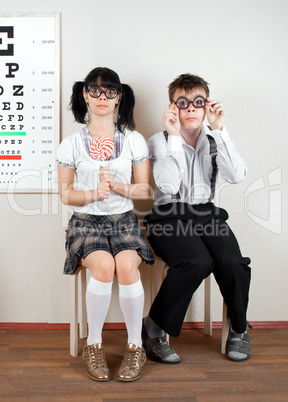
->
<box><xmin>0</xmin><ymin>13</ymin><xmax>60</xmax><ymax>192</ymax></box>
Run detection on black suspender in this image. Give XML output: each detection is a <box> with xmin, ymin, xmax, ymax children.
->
<box><xmin>163</xmin><ymin>130</ymin><xmax>218</xmax><ymax>202</ymax></box>
<box><xmin>206</xmin><ymin>134</ymin><xmax>218</xmax><ymax>201</ymax></box>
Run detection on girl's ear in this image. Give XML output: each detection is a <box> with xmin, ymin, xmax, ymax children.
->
<box><xmin>115</xmin><ymin>93</ymin><xmax>121</xmax><ymax>106</ymax></box>
<box><xmin>83</xmin><ymin>88</ymin><xmax>88</xmax><ymax>104</ymax></box>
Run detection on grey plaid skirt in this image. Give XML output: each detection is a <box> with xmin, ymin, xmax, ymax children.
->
<box><xmin>63</xmin><ymin>210</ymin><xmax>155</xmax><ymax>274</ymax></box>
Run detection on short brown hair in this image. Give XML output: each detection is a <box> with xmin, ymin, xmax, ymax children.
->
<box><xmin>168</xmin><ymin>73</ymin><xmax>210</xmax><ymax>103</ymax></box>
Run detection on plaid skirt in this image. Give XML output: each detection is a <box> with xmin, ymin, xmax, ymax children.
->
<box><xmin>63</xmin><ymin>210</ymin><xmax>155</xmax><ymax>274</ymax></box>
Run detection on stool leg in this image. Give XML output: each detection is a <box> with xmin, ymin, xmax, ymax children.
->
<box><xmin>79</xmin><ymin>269</ymin><xmax>87</xmax><ymax>339</ymax></box>
<box><xmin>70</xmin><ymin>273</ymin><xmax>78</xmax><ymax>357</ymax></box>
<box><xmin>204</xmin><ymin>276</ymin><xmax>212</xmax><ymax>336</ymax></box>
<box><xmin>221</xmin><ymin>302</ymin><xmax>229</xmax><ymax>354</ymax></box>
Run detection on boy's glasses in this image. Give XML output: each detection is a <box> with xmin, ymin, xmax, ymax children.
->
<box><xmin>173</xmin><ymin>95</ymin><xmax>207</xmax><ymax>109</ymax></box>
<box><xmin>88</xmin><ymin>86</ymin><xmax>118</xmax><ymax>99</ymax></box>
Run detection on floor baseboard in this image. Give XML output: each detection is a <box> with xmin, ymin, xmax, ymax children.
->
<box><xmin>0</xmin><ymin>321</ymin><xmax>287</xmax><ymax>330</ymax></box>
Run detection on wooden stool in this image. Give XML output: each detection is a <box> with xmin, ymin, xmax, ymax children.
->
<box><xmin>70</xmin><ymin>266</ymin><xmax>88</xmax><ymax>357</ymax></box>
<box><xmin>150</xmin><ymin>262</ymin><xmax>229</xmax><ymax>354</ymax></box>
<box><xmin>70</xmin><ymin>263</ymin><xmax>230</xmax><ymax>356</ymax></box>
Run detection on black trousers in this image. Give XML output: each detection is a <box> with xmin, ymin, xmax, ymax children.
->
<box><xmin>144</xmin><ymin>203</ymin><xmax>251</xmax><ymax>337</ymax></box>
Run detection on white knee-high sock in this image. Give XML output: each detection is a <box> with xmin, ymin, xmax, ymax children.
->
<box><xmin>118</xmin><ymin>277</ymin><xmax>144</xmax><ymax>348</ymax></box>
<box><xmin>86</xmin><ymin>277</ymin><xmax>113</xmax><ymax>346</ymax></box>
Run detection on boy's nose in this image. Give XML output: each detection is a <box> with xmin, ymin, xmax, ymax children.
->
<box><xmin>187</xmin><ymin>105</ymin><xmax>195</xmax><ymax>112</ymax></box>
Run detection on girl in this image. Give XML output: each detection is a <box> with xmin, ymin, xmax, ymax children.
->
<box><xmin>57</xmin><ymin>67</ymin><xmax>154</xmax><ymax>382</ymax></box>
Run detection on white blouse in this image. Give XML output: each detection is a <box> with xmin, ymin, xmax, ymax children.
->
<box><xmin>57</xmin><ymin>127</ymin><xmax>150</xmax><ymax>215</ymax></box>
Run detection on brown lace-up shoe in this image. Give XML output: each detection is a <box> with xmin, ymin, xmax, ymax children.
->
<box><xmin>82</xmin><ymin>342</ymin><xmax>110</xmax><ymax>381</ymax></box>
<box><xmin>117</xmin><ymin>343</ymin><xmax>146</xmax><ymax>382</ymax></box>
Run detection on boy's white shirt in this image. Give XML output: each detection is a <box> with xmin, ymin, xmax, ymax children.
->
<box><xmin>148</xmin><ymin>124</ymin><xmax>247</xmax><ymax>205</ymax></box>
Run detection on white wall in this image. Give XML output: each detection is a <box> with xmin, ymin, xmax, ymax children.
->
<box><xmin>1</xmin><ymin>0</ymin><xmax>288</xmax><ymax>325</ymax></box>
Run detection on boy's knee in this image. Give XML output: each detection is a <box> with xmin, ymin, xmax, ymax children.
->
<box><xmin>171</xmin><ymin>255</ymin><xmax>212</xmax><ymax>277</ymax></box>
<box><xmin>218</xmin><ymin>254</ymin><xmax>251</xmax><ymax>279</ymax></box>
<box><xmin>195</xmin><ymin>256</ymin><xmax>213</xmax><ymax>278</ymax></box>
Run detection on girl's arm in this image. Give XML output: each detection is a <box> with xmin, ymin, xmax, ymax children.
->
<box><xmin>100</xmin><ymin>159</ymin><xmax>151</xmax><ymax>200</ymax></box>
<box><xmin>58</xmin><ymin>164</ymin><xmax>110</xmax><ymax>206</ymax></box>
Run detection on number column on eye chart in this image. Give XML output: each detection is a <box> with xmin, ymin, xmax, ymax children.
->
<box><xmin>27</xmin><ymin>34</ymin><xmax>57</xmax><ymax>190</ymax></box>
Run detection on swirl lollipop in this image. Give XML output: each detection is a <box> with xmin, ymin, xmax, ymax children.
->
<box><xmin>90</xmin><ymin>136</ymin><xmax>114</xmax><ymax>160</ymax></box>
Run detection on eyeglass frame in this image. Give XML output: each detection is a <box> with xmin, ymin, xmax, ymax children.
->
<box><xmin>87</xmin><ymin>85</ymin><xmax>120</xmax><ymax>99</ymax></box>
<box><xmin>173</xmin><ymin>95</ymin><xmax>208</xmax><ymax>109</ymax></box>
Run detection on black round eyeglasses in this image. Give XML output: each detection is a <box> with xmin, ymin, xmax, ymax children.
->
<box><xmin>88</xmin><ymin>86</ymin><xmax>118</xmax><ymax>99</ymax></box>
<box><xmin>173</xmin><ymin>95</ymin><xmax>207</xmax><ymax>109</ymax></box>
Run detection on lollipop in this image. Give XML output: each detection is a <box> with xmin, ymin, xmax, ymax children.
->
<box><xmin>90</xmin><ymin>136</ymin><xmax>114</xmax><ymax>160</ymax></box>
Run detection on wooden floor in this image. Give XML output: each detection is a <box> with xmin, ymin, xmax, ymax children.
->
<box><xmin>1</xmin><ymin>328</ymin><xmax>288</xmax><ymax>401</ymax></box>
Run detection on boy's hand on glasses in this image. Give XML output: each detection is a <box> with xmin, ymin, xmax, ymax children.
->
<box><xmin>205</xmin><ymin>99</ymin><xmax>226</xmax><ymax>131</ymax></box>
<box><xmin>161</xmin><ymin>103</ymin><xmax>181</xmax><ymax>136</ymax></box>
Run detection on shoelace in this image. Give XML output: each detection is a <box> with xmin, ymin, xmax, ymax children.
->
<box><xmin>123</xmin><ymin>348</ymin><xmax>141</xmax><ymax>368</ymax></box>
<box><xmin>88</xmin><ymin>346</ymin><xmax>106</xmax><ymax>368</ymax></box>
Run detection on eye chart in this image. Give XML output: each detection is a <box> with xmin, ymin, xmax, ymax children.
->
<box><xmin>0</xmin><ymin>13</ymin><xmax>60</xmax><ymax>193</ymax></box>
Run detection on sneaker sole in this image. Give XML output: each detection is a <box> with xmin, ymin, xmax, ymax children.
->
<box><xmin>227</xmin><ymin>354</ymin><xmax>250</xmax><ymax>363</ymax></box>
<box><xmin>116</xmin><ymin>373</ymin><xmax>142</xmax><ymax>382</ymax></box>
<box><xmin>147</xmin><ymin>353</ymin><xmax>181</xmax><ymax>364</ymax></box>
<box><xmin>85</xmin><ymin>369</ymin><xmax>110</xmax><ymax>382</ymax></box>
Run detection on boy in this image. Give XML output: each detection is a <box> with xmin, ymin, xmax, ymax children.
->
<box><xmin>143</xmin><ymin>73</ymin><xmax>251</xmax><ymax>363</ymax></box>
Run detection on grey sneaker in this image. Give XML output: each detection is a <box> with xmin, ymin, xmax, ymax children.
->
<box><xmin>227</xmin><ymin>324</ymin><xmax>252</xmax><ymax>362</ymax></box>
<box><xmin>142</xmin><ymin>322</ymin><xmax>180</xmax><ymax>364</ymax></box>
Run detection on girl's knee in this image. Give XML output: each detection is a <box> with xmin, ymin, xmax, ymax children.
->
<box><xmin>90</xmin><ymin>257</ymin><xmax>115</xmax><ymax>282</ymax></box>
<box><xmin>115</xmin><ymin>260</ymin><xmax>140</xmax><ymax>284</ymax></box>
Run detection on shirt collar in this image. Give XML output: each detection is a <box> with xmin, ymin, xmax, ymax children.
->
<box><xmin>81</xmin><ymin>126</ymin><xmax>124</xmax><ymax>160</ymax></box>
<box><xmin>84</xmin><ymin>126</ymin><xmax>122</xmax><ymax>144</ymax></box>
<box><xmin>180</xmin><ymin>124</ymin><xmax>206</xmax><ymax>151</ymax></box>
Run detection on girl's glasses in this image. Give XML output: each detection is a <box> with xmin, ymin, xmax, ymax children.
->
<box><xmin>88</xmin><ymin>86</ymin><xmax>118</xmax><ymax>99</ymax></box>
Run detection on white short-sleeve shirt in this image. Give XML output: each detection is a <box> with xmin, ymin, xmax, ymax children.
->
<box><xmin>57</xmin><ymin>127</ymin><xmax>150</xmax><ymax>215</ymax></box>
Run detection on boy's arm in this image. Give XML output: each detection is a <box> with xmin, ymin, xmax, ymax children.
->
<box><xmin>148</xmin><ymin>133</ymin><xmax>185</xmax><ymax>195</ymax></box>
<box><xmin>205</xmin><ymin>100</ymin><xmax>247</xmax><ymax>183</ymax></box>
<box><xmin>210</xmin><ymin>127</ymin><xmax>247</xmax><ymax>183</ymax></box>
